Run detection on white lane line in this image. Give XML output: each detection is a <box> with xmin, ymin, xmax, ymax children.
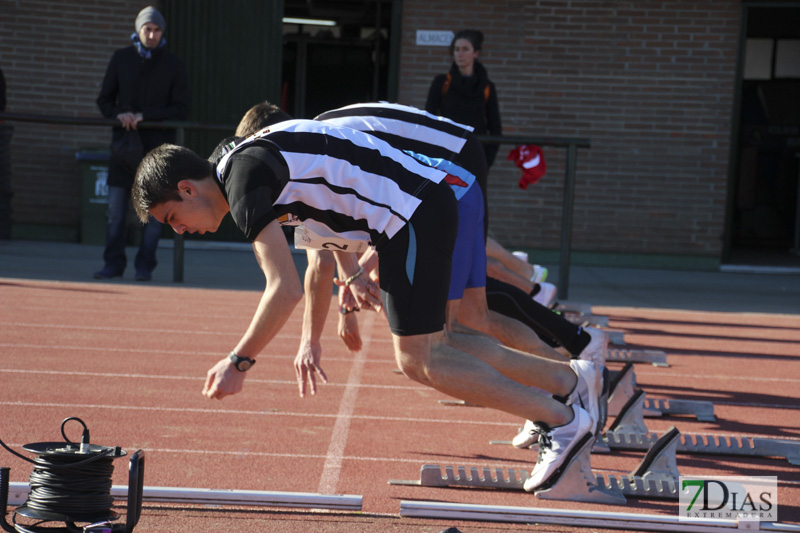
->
<box><xmin>0</xmin><ymin>443</ymin><xmax>532</xmax><ymax>469</ymax></box>
<box><xmin>5</xmin><ymin>368</ymin><xmax>799</xmax><ymax>411</ymax></box>
<box><xmin>0</xmin><ymin>368</ymin><xmax>422</xmax><ymax>390</ymax></box>
<box><xmin>0</xmin><ymin>321</ymin><xmax>398</xmax><ymax>346</ymax></box>
<box><xmin>0</xmin><ymin>400</ymin><xmax>514</xmax><ymax>427</ymax></box>
<box><xmin>0</xmin><ymin>342</ymin><xmax>395</xmax><ymax>358</ymax></box>
<box><xmin>318</xmin><ymin>313</ymin><xmax>374</xmax><ymax>494</ymax></box>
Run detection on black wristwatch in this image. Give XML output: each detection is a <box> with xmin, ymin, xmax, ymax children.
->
<box><xmin>228</xmin><ymin>351</ymin><xmax>256</xmax><ymax>372</ymax></box>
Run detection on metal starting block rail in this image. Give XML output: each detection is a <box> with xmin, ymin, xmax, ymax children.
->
<box><xmin>561</xmin><ymin>311</ymin><xmax>609</xmax><ymax>327</ymax></box>
<box><xmin>606</xmin><ymin>389</ymin><xmax>800</xmax><ymax>465</ymax></box>
<box><xmin>551</xmin><ymin>301</ymin><xmax>613</xmax><ymax>329</ymax></box>
<box><xmin>6</xmin><ymin>483</ymin><xmax>363</xmax><ymax>511</ymax></box>
<box><xmin>553</xmin><ymin>301</ymin><xmax>592</xmax><ymax>314</ymax></box>
<box><xmin>400</xmin><ymin>500</ymin><xmax>800</xmax><ymax>532</ymax></box>
<box><xmin>389</xmin><ymin>427</ymin><xmax>683</xmax><ymax>503</ymax></box>
<box><xmin>607</xmin><ymin>347</ymin><xmax>669</xmax><ymax>366</ymax></box>
<box><xmin>606</xmin><ymin>330</ymin><xmax>627</xmax><ymax>345</ymax></box>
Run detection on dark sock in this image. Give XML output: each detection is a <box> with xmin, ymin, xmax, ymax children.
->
<box><xmin>486</xmin><ymin>277</ymin><xmax>583</xmax><ymax>351</ymax></box>
<box><xmin>570</xmin><ymin>328</ymin><xmax>592</xmax><ymax>358</ymax></box>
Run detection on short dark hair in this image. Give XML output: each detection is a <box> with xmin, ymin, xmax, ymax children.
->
<box><xmin>235</xmin><ymin>101</ymin><xmax>293</xmax><ymax>137</ymax></box>
<box><xmin>450</xmin><ymin>29</ymin><xmax>484</xmax><ymax>55</ymax></box>
<box><xmin>132</xmin><ymin>144</ymin><xmax>213</xmax><ymax>223</ymax></box>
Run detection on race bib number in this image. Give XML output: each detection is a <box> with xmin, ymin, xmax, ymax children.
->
<box><xmin>294</xmin><ymin>224</ymin><xmax>370</xmax><ymax>253</ymax></box>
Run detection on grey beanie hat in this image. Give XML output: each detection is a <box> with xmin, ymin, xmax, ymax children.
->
<box><xmin>135</xmin><ymin>6</ymin><xmax>166</xmax><ymax>32</ymax></box>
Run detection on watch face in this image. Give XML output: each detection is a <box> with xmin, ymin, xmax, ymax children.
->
<box><xmin>237</xmin><ymin>360</ymin><xmax>252</xmax><ymax>371</ymax></box>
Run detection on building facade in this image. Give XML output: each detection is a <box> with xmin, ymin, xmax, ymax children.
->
<box><xmin>1</xmin><ymin>1</ymin><xmax>798</xmax><ymax>269</ymax></box>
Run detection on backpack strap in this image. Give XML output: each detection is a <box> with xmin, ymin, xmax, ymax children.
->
<box><xmin>442</xmin><ymin>71</ymin><xmax>491</xmax><ymax>106</ymax></box>
<box><xmin>441</xmin><ymin>72</ymin><xmax>452</xmax><ymax>97</ymax></box>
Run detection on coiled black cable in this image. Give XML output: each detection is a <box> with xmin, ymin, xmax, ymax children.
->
<box><xmin>0</xmin><ymin>417</ymin><xmax>118</xmax><ymax>531</ymax></box>
<box><xmin>24</xmin><ymin>451</ymin><xmax>115</xmax><ymax>518</ymax></box>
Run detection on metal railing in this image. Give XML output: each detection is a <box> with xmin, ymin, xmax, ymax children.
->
<box><xmin>480</xmin><ymin>134</ymin><xmax>591</xmax><ymax>298</ymax></box>
<box><xmin>0</xmin><ymin>112</ymin><xmax>590</xmax><ymax>297</ymax></box>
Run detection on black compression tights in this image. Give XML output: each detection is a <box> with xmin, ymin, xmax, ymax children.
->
<box><xmin>485</xmin><ymin>277</ymin><xmax>591</xmax><ymax>356</ymax></box>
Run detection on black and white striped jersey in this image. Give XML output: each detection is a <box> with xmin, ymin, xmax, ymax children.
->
<box><xmin>315</xmin><ymin>102</ymin><xmax>474</xmax><ymax>164</ymax></box>
<box><xmin>213</xmin><ymin>118</ymin><xmax>447</xmax><ymax>248</ymax></box>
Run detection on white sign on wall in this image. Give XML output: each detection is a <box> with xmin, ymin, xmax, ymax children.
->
<box><xmin>416</xmin><ymin>30</ymin><xmax>454</xmax><ymax>46</ymax></box>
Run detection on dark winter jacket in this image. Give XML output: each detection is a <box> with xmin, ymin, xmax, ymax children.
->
<box><xmin>425</xmin><ymin>61</ymin><xmax>502</xmax><ymax>166</ymax></box>
<box><xmin>97</xmin><ymin>45</ymin><xmax>190</xmax><ymax>187</ymax></box>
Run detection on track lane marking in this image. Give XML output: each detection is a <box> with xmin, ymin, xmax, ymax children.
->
<box><xmin>318</xmin><ymin>313</ymin><xmax>374</xmax><ymax>494</ymax></box>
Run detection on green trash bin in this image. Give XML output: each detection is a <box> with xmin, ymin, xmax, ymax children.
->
<box><xmin>76</xmin><ymin>150</ymin><xmax>110</xmax><ymax>245</ymax></box>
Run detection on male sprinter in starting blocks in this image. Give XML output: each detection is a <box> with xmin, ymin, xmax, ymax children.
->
<box><xmin>132</xmin><ymin>116</ymin><xmax>594</xmax><ymax>491</ymax></box>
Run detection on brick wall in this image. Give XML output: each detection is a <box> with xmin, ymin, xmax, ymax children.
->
<box><xmin>2</xmin><ymin>0</ymin><xmax>741</xmax><ymax>260</ymax></box>
<box><xmin>398</xmin><ymin>0</ymin><xmax>740</xmax><ymax>258</ymax></box>
<box><xmin>1</xmin><ymin>1</ymin><xmax>157</xmax><ymax>235</ymax></box>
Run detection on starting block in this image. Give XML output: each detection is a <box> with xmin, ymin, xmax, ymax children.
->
<box><xmin>607</xmin><ymin>363</ymin><xmax>716</xmax><ymax>421</ymax></box>
<box><xmin>607</xmin><ymin>347</ymin><xmax>669</xmax><ymax>366</ymax></box>
<box><xmin>605</xmin><ymin>389</ymin><xmax>800</xmax><ymax>465</ymax></box>
<box><xmin>389</xmin><ymin>426</ymin><xmax>683</xmax><ymax>503</ymax></box>
<box><xmin>553</xmin><ymin>301</ymin><xmax>596</xmax><ymax>315</ymax></box>
<box><xmin>551</xmin><ymin>301</ymin><xmax>609</xmax><ymax>327</ymax></box>
<box><xmin>605</xmin><ymin>330</ymin><xmax>627</xmax><ymax>345</ymax></box>
<box><xmin>561</xmin><ymin>312</ymin><xmax>610</xmax><ymax>328</ymax></box>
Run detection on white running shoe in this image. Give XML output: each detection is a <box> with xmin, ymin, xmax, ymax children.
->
<box><xmin>523</xmin><ymin>404</ymin><xmax>594</xmax><ymax>492</ymax></box>
<box><xmin>532</xmin><ymin>282</ymin><xmax>557</xmax><ymax>308</ymax></box>
<box><xmin>577</xmin><ymin>327</ymin><xmax>608</xmax><ymax>436</ymax></box>
<box><xmin>578</xmin><ymin>327</ymin><xmax>608</xmax><ymax>370</ymax></box>
<box><xmin>512</xmin><ymin>419</ymin><xmax>540</xmax><ymax>448</ymax></box>
<box><xmin>578</xmin><ymin>328</ymin><xmax>607</xmax><ymax>393</ymax></box>
<box><xmin>566</xmin><ymin>359</ymin><xmax>599</xmax><ymax>433</ymax></box>
<box><xmin>511</xmin><ymin>250</ymin><xmax>529</xmax><ymax>263</ymax></box>
<box><xmin>530</xmin><ymin>264</ymin><xmax>548</xmax><ymax>284</ymax></box>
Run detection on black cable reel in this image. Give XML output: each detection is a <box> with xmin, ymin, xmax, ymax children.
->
<box><xmin>0</xmin><ymin>417</ymin><xmax>144</xmax><ymax>533</ymax></box>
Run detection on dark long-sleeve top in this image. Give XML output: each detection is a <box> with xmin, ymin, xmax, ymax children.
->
<box><xmin>97</xmin><ymin>45</ymin><xmax>190</xmax><ymax>187</ymax></box>
<box><xmin>425</xmin><ymin>61</ymin><xmax>502</xmax><ymax>166</ymax></box>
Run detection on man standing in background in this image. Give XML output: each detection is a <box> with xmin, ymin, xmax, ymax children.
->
<box><xmin>94</xmin><ymin>6</ymin><xmax>190</xmax><ymax>281</ymax></box>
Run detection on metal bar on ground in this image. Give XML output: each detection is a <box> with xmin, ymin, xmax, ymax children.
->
<box><xmin>399</xmin><ymin>500</ymin><xmax>800</xmax><ymax>532</ymax></box>
<box><xmin>7</xmin><ymin>482</ymin><xmax>362</xmax><ymax>511</ymax></box>
<box><xmin>607</xmin><ymin>347</ymin><xmax>668</xmax><ymax>366</ymax></box>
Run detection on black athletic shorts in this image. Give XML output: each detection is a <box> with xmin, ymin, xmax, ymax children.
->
<box><xmin>377</xmin><ymin>180</ymin><xmax>458</xmax><ymax>336</ymax></box>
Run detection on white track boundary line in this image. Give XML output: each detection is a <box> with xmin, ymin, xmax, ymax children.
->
<box><xmin>0</xmin><ymin>368</ymin><xmax>425</xmax><ymax>390</ymax></box>
<box><xmin>0</xmin><ymin>442</ymin><xmax>531</xmax><ymax>468</ymax></box>
<box><xmin>0</xmin><ymin>342</ymin><xmax>395</xmax><ymax>359</ymax></box>
<box><xmin>319</xmin><ymin>314</ymin><xmax>372</xmax><ymax>493</ymax></box>
<box><xmin>4</xmin><ymin>400</ymin><xmax>797</xmax><ymax>442</ymax></box>
<box><xmin>0</xmin><ymin>400</ymin><xmax>515</xmax><ymax>427</ymax></box>
<box><xmin>5</xmin><ymin>368</ymin><xmax>799</xmax><ymax>411</ymax></box>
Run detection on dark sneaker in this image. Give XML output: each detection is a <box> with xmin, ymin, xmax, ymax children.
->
<box><xmin>134</xmin><ymin>271</ymin><xmax>152</xmax><ymax>282</ymax></box>
<box><xmin>523</xmin><ymin>404</ymin><xmax>593</xmax><ymax>492</ymax></box>
<box><xmin>93</xmin><ymin>267</ymin><xmax>123</xmax><ymax>280</ymax></box>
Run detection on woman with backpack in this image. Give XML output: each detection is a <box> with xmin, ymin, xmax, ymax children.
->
<box><xmin>425</xmin><ymin>29</ymin><xmax>502</xmax><ymax>169</ymax></box>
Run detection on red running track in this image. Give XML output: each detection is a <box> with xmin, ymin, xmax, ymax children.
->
<box><xmin>1</xmin><ymin>278</ymin><xmax>799</xmax><ymax>532</ymax></box>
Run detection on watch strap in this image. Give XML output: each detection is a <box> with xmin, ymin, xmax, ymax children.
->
<box><xmin>228</xmin><ymin>351</ymin><xmax>256</xmax><ymax>372</ymax></box>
